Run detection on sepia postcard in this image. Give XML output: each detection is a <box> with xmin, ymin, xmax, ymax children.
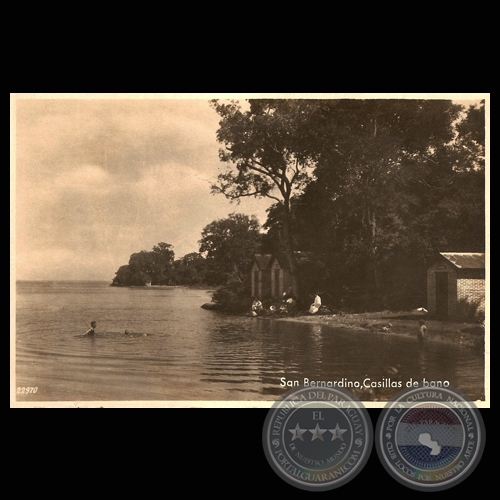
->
<box><xmin>10</xmin><ymin>93</ymin><xmax>489</xmax><ymax>408</ymax></box>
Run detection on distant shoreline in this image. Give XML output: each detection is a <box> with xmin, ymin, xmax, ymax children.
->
<box><xmin>16</xmin><ymin>280</ymin><xmax>214</xmax><ymax>288</ymax></box>
<box><xmin>17</xmin><ymin>279</ymin><xmax>111</xmax><ymax>283</ymax></box>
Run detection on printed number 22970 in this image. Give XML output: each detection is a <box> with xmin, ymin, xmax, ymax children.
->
<box><xmin>17</xmin><ymin>387</ymin><xmax>38</xmax><ymax>394</ymax></box>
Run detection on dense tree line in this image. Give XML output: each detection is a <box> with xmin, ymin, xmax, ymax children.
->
<box><xmin>211</xmin><ymin>99</ymin><xmax>485</xmax><ymax>311</ymax></box>
<box><xmin>111</xmin><ymin>242</ymin><xmax>177</xmax><ymax>286</ymax></box>
<box><xmin>111</xmin><ymin>213</ymin><xmax>263</xmax><ymax>289</ymax></box>
<box><xmin>112</xmin><ymin>99</ymin><xmax>485</xmax><ymax>313</ymax></box>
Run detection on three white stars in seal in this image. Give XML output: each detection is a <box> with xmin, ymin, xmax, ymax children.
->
<box><xmin>289</xmin><ymin>423</ymin><xmax>347</xmax><ymax>442</ymax></box>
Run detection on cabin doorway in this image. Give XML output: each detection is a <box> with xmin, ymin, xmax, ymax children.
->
<box><xmin>435</xmin><ymin>272</ymin><xmax>449</xmax><ymax>317</ymax></box>
<box><xmin>274</xmin><ymin>268</ymin><xmax>280</xmax><ymax>297</ymax></box>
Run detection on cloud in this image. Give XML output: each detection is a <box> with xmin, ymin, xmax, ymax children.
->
<box><xmin>15</xmin><ymin>99</ymin><xmax>271</xmax><ymax>280</ymax></box>
<box><xmin>14</xmin><ymin>94</ymin><xmax>489</xmax><ymax>281</ymax></box>
<box><xmin>16</xmin><ymin>247</ymin><xmax>120</xmax><ymax>281</ymax></box>
<box><xmin>16</xmin><ymin>99</ymin><xmax>221</xmax><ymax>182</ymax></box>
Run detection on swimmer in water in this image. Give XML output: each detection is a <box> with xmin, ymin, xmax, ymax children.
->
<box><xmin>124</xmin><ymin>330</ymin><xmax>147</xmax><ymax>337</ymax></box>
<box><xmin>85</xmin><ymin>321</ymin><xmax>97</xmax><ymax>336</ymax></box>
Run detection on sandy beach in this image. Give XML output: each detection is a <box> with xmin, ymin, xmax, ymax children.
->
<box><xmin>270</xmin><ymin>310</ymin><xmax>486</xmax><ymax>351</ymax></box>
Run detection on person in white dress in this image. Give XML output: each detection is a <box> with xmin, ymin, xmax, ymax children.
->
<box><xmin>251</xmin><ymin>298</ymin><xmax>263</xmax><ymax>316</ymax></box>
<box><xmin>309</xmin><ymin>293</ymin><xmax>321</xmax><ymax>314</ymax></box>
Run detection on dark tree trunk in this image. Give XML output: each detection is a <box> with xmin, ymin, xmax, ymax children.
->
<box><xmin>282</xmin><ymin>198</ymin><xmax>301</xmax><ymax>301</ymax></box>
<box><xmin>367</xmin><ymin>210</ymin><xmax>386</xmax><ymax>308</ymax></box>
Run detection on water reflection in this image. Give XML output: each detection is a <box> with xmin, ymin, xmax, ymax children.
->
<box><xmin>310</xmin><ymin>325</ymin><xmax>324</xmax><ymax>362</ymax></box>
<box><xmin>418</xmin><ymin>342</ymin><xmax>429</xmax><ymax>379</ymax></box>
<box><xmin>198</xmin><ymin>315</ymin><xmax>484</xmax><ymax>401</ymax></box>
<box><xmin>16</xmin><ymin>282</ymin><xmax>485</xmax><ymax>402</ymax></box>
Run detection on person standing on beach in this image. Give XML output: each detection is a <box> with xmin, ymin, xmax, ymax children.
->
<box><xmin>309</xmin><ymin>293</ymin><xmax>321</xmax><ymax>314</ymax></box>
<box><xmin>85</xmin><ymin>321</ymin><xmax>97</xmax><ymax>336</ymax></box>
<box><xmin>417</xmin><ymin>320</ymin><xmax>428</xmax><ymax>345</ymax></box>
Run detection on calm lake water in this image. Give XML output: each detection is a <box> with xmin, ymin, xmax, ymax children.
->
<box><xmin>14</xmin><ymin>281</ymin><xmax>485</xmax><ymax>404</ymax></box>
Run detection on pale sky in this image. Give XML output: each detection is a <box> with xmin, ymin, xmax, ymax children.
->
<box><xmin>13</xmin><ymin>95</ymin><xmax>272</xmax><ymax>281</ymax></box>
<box><xmin>12</xmin><ymin>93</ymin><xmax>487</xmax><ymax>282</ymax></box>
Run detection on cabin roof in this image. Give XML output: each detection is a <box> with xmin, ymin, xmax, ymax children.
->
<box><xmin>439</xmin><ymin>252</ymin><xmax>485</xmax><ymax>269</ymax></box>
<box><xmin>254</xmin><ymin>251</ymin><xmax>332</xmax><ymax>271</ymax></box>
<box><xmin>253</xmin><ymin>254</ymin><xmax>273</xmax><ymax>270</ymax></box>
<box><xmin>271</xmin><ymin>251</ymin><xmax>317</xmax><ymax>269</ymax></box>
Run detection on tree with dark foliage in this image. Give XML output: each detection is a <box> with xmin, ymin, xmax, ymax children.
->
<box><xmin>198</xmin><ymin>212</ymin><xmax>262</xmax><ymax>286</ymax></box>
<box><xmin>210</xmin><ymin>100</ymin><xmax>318</xmax><ymax>300</ymax></box>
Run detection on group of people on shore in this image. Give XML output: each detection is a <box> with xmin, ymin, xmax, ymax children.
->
<box><xmin>251</xmin><ymin>291</ymin><xmax>322</xmax><ymax>317</ymax></box>
<box><xmin>250</xmin><ymin>293</ymin><xmax>431</xmax><ymax>345</ymax></box>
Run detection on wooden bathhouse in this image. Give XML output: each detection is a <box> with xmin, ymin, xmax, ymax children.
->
<box><xmin>251</xmin><ymin>253</ymin><xmax>293</xmax><ymax>300</ymax></box>
<box><xmin>426</xmin><ymin>252</ymin><xmax>485</xmax><ymax>317</ymax></box>
<box><xmin>251</xmin><ymin>254</ymin><xmax>272</xmax><ymax>299</ymax></box>
<box><xmin>251</xmin><ymin>252</ymin><xmax>317</xmax><ymax>300</ymax></box>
